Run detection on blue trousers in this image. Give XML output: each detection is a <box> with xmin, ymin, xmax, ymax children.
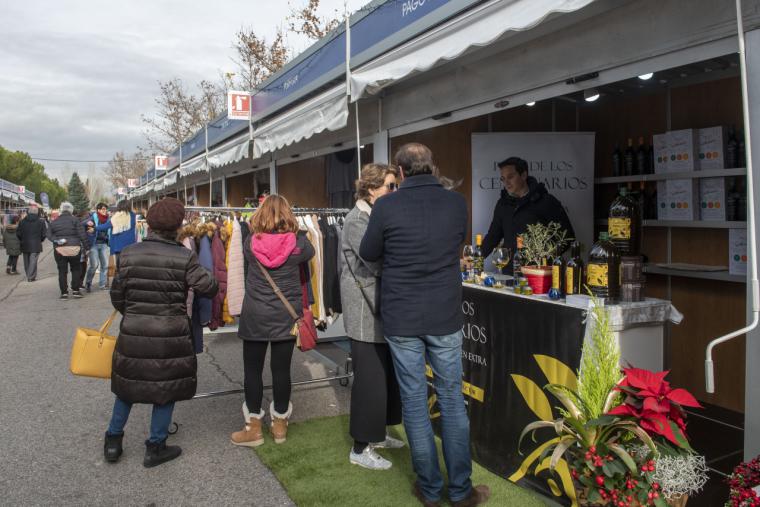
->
<box><xmin>385</xmin><ymin>331</ymin><xmax>472</xmax><ymax>503</ymax></box>
<box><xmin>107</xmin><ymin>397</ymin><xmax>175</xmax><ymax>444</ymax></box>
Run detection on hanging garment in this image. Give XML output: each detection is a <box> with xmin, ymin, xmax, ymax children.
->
<box><xmin>210</xmin><ymin>229</ymin><xmax>228</xmax><ymax>330</ymax></box>
<box><xmin>227</xmin><ymin>219</ymin><xmax>245</xmax><ymax>316</ymax></box>
<box><xmin>327</xmin><ymin>150</ymin><xmax>356</xmax><ymax>209</ymax></box>
<box><xmin>197</xmin><ymin>233</ymin><xmax>214</xmax><ymax>324</ymax></box>
<box><xmin>319</xmin><ymin>216</ymin><xmax>342</xmax><ymax>317</ymax></box>
<box><xmin>303</xmin><ymin>215</ymin><xmax>324</xmax><ymax>322</ymax></box>
<box><xmin>240</xmin><ymin>220</ymin><xmax>250</xmax><ymax>279</ymax></box>
<box><xmin>221</xmin><ymin>220</ymin><xmax>235</xmax><ymax>325</ymax></box>
<box><xmin>313</xmin><ymin>214</ymin><xmax>327</xmax><ymax>323</ymax></box>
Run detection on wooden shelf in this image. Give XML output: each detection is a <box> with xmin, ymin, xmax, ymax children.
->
<box><xmin>595</xmin><ymin>168</ymin><xmax>746</xmax><ymax>184</ymax></box>
<box><xmin>643</xmin><ymin>220</ymin><xmax>746</xmax><ymax>229</ymax></box>
<box><xmin>643</xmin><ymin>264</ymin><xmax>746</xmax><ymax>283</ymax></box>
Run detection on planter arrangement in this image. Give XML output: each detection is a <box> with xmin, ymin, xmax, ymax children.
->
<box><xmin>726</xmin><ymin>456</ymin><xmax>760</xmax><ymax>507</ymax></box>
<box><xmin>518</xmin><ymin>301</ymin><xmax>708</xmax><ymax>506</ymax></box>
<box><xmin>520</xmin><ymin>221</ymin><xmax>569</xmax><ymax>294</ymax></box>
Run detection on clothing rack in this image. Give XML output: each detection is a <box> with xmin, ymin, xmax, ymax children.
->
<box><xmin>180</xmin><ymin>205</ymin><xmax>353</xmax><ymax>410</ymax></box>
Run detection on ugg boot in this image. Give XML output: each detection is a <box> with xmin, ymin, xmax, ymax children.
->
<box><xmin>230</xmin><ymin>403</ymin><xmax>265</xmax><ymax>447</ymax></box>
<box><xmin>143</xmin><ymin>439</ymin><xmax>182</xmax><ymax>468</ymax></box>
<box><xmin>103</xmin><ymin>432</ymin><xmax>124</xmax><ymax>463</ymax></box>
<box><xmin>270</xmin><ymin>401</ymin><xmax>293</xmax><ymax>444</ymax></box>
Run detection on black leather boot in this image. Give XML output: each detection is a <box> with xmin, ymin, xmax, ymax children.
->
<box><xmin>103</xmin><ymin>432</ymin><xmax>124</xmax><ymax>463</ymax></box>
<box><xmin>143</xmin><ymin>439</ymin><xmax>182</xmax><ymax>468</ymax></box>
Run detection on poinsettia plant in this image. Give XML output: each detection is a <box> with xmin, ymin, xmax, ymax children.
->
<box><xmin>607</xmin><ymin>367</ymin><xmax>702</xmax><ymax>449</ymax></box>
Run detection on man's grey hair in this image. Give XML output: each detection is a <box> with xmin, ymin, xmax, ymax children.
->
<box><xmin>28</xmin><ymin>206</ymin><xmax>39</xmax><ymax>215</ymax></box>
<box><xmin>60</xmin><ymin>202</ymin><xmax>74</xmax><ymax>213</ymax></box>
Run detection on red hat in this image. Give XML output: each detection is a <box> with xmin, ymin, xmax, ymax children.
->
<box><xmin>146</xmin><ymin>198</ymin><xmax>185</xmax><ymax>232</ymax></box>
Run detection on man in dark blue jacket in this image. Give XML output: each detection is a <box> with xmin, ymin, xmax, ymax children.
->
<box><xmin>360</xmin><ymin>143</ymin><xmax>489</xmax><ymax>507</ymax></box>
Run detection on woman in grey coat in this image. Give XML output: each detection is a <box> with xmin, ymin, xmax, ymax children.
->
<box><xmin>340</xmin><ymin>163</ymin><xmax>404</xmax><ymax>471</ymax></box>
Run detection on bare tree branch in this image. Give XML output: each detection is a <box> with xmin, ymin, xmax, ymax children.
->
<box><xmin>287</xmin><ymin>0</ymin><xmax>341</xmax><ymax>40</ymax></box>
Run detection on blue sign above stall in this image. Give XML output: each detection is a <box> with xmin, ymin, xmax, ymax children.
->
<box><xmin>252</xmin><ymin>0</ymin><xmax>480</xmax><ymax>121</ymax></box>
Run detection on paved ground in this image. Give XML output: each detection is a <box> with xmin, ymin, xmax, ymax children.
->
<box><xmin>0</xmin><ymin>246</ymin><xmax>351</xmax><ymax>506</ymax></box>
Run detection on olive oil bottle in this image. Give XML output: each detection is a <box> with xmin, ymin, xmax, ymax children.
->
<box><xmin>587</xmin><ymin>232</ymin><xmax>621</xmax><ymax>302</ymax></box>
<box><xmin>608</xmin><ymin>186</ymin><xmax>640</xmax><ymax>256</ymax></box>
<box><xmin>565</xmin><ymin>242</ymin><xmax>584</xmax><ymax>296</ymax></box>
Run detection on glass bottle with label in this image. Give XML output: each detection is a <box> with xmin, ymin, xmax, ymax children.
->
<box><xmin>473</xmin><ymin>234</ymin><xmax>484</xmax><ymax>276</ymax></box>
<box><xmin>636</xmin><ymin>137</ymin><xmax>648</xmax><ymax>175</ymax></box>
<box><xmin>587</xmin><ymin>232</ymin><xmax>620</xmax><ymax>303</ymax></box>
<box><xmin>565</xmin><ymin>242</ymin><xmax>584</xmax><ymax>296</ymax></box>
<box><xmin>608</xmin><ymin>186</ymin><xmax>640</xmax><ymax>255</ymax></box>
<box><xmin>548</xmin><ymin>247</ymin><xmax>566</xmax><ymax>300</ymax></box>
<box><xmin>727</xmin><ymin>126</ymin><xmax>739</xmax><ymax>168</ymax></box>
<box><xmin>624</xmin><ymin>138</ymin><xmax>636</xmax><ymax>176</ymax></box>
<box><xmin>513</xmin><ymin>235</ymin><xmax>524</xmax><ymax>278</ymax></box>
<box><xmin>612</xmin><ymin>143</ymin><xmax>622</xmax><ymax>177</ymax></box>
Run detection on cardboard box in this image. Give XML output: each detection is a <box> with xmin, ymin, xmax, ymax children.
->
<box><xmin>653</xmin><ymin>133</ymin><xmax>669</xmax><ymax>174</ymax></box>
<box><xmin>666</xmin><ymin>179</ymin><xmax>699</xmax><ymax>220</ymax></box>
<box><xmin>667</xmin><ymin>129</ymin><xmax>699</xmax><ymax>172</ymax></box>
<box><xmin>729</xmin><ymin>228</ymin><xmax>747</xmax><ymax>276</ymax></box>
<box><xmin>698</xmin><ymin>126</ymin><xmax>728</xmax><ymax>170</ymax></box>
<box><xmin>656</xmin><ymin>181</ymin><xmax>669</xmax><ymax>220</ymax></box>
<box><xmin>700</xmin><ymin>177</ymin><xmax>727</xmax><ymax>221</ymax></box>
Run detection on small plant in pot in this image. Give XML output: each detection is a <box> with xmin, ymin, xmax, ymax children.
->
<box><xmin>520</xmin><ymin>221</ymin><xmax>570</xmax><ymax>294</ymax></box>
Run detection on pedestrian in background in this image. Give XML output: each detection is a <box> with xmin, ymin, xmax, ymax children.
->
<box><xmin>3</xmin><ymin>215</ymin><xmax>22</xmax><ymax>275</ymax></box>
<box><xmin>15</xmin><ymin>205</ymin><xmax>46</xmax><ymax>282</ymax></box>
<box><xmin>48</xmin><ymin>202</ymin><xmax>90</xmax><ymax>299</ymax></box>
<box><xmin>106</xmin><ymin>197</ymin><xmax>217</xmax><ymax>468</ymax></box>
<box><xmin>95</xmin><ymin>200</ymin><xmax>136</xmax><ymax>264</ymax></box>
<box><xmin>231</xmin><ymin>195</ymin><xmax>314</xmax><ymax>448</ymax></box>
<box><xmin>360</xmin><ymin>143</ymin><xmax>490</xmax><ymax>507</ymax></box>
<box><xmin>84</xmin><ymin>202</ymin><xmax>110</xmax><ymax>291</ymax></box>
<box><xmin>340</xmin><ymin>163</ymin><xmax>404</xmax><ymax>471</ymax></box>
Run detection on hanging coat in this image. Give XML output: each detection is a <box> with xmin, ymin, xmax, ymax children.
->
<box><xmin>227</xmin><ymin>219</ymin><xmax>245</xmax><ymax>316</ymax></box>
<box><xmin>197</xmin><ymin>235</ymin><xmax>213</xmax><ymax>326</ymax></box>
<box><xmin>210</xmin><ymin>230</ymin><xmax>228</xmax><ymax>330</ymax></box>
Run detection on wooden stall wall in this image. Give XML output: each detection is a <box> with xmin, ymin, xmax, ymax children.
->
<box><xmin>277</xmin><ymin>157</ymin><xmax>329</xmax><ymax>208</ymax></box>
<box><xmin>581</xmin><ymin>76</ymin><xmax>746</xmax><ymax>412</ymax></box>
<box><xmin>195</xmin><ymin>183</ymin><xmax>210</xmax><ymax>208</ymax></box>
<box><xmin>225</xmin><ymin>173</ymin><xmax>255</xmax><ymax>207</ymax></box>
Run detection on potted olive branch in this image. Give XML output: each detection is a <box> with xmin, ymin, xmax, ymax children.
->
<box><xmin>520</xmin><ymin>221</ymin><xmax>570</xmax><ymax>294</ymax></box>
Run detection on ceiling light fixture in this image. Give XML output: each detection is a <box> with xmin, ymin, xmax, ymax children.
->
<box><xmin>526</xmin><ymin>101</ymin><xmax>536</xmax><ymax>107</ymax></box>
<box><xmin>584</xmin><ymin>89</ymin><xmax>600</xmax><ymax>102</ymax></box>
<box><xmin>638</xmin><ymin>72</ymin><xmax>654</xmax><ymax>80</ymax></box>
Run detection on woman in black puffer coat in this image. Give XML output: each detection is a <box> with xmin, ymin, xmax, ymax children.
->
<box><xmin>105</xmin><ymin>198</ymin><xmax>218</xmax><ymax>468</ymax></box>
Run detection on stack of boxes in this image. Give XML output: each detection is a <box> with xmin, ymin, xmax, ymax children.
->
<box><xmin>729</xmin><ymin>229</ymin><xmax>747</xmax><ymax>277</ymax></box>
<box><xmin>653</xmin><ymin>126</ymin><xmax>729</xmax><ymax>221</ymax></box>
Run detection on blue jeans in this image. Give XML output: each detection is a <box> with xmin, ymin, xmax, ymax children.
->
<box><xmin>107</xmin><ymin>397</ymin><xmax>175</xmax><ymax>443</ymax></box>
<box><xmin>386</xmin><ymin>331</ymin><xmax>472</xmax><ymax>503</ymax></box>
<box><xmin>86</xmin><ymin>243</ymin><xmax>109</xmax><ymax>288</ymax></box>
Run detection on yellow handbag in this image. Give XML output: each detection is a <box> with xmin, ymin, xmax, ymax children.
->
<box><xmin>70</xmin><ymin>310</ymin><xmax>119</xmax><ymax>379</ymax></box>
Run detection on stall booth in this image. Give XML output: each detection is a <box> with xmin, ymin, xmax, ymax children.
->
<box><xmin>127</xmin><ymin>0</ymin><xmax>760</xmax><ymax>504</ymax></box>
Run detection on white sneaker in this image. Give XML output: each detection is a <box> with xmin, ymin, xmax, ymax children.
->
<box><xmin>349</xmin><ymin>446</ymin><xmax>392</xmax><ymax>470</ymax></box>
<box><xmin>373</xmin><ymin>435</ymin><xmax>406</xmax><ymax>449</ymax></box>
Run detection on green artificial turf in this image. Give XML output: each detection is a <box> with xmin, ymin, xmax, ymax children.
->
<box><xmin>253</xmin><ymin>414</ymin><xmax>547</xmax><ymax>507</ymax></box>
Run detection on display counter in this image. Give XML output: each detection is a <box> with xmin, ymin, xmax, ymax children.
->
<box><xmin>435</xmin><ymin>284</ymin><xmax>681</xmax><ymax>504</ymax></box>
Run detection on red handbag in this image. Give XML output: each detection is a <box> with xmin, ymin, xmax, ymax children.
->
<box><xmin>256</xmin><ymin>260</ymin><xmax>318</xmax><ymax>351</ymax></box>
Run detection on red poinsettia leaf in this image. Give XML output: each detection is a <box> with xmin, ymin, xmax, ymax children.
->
<box><xmin>643</xmin><ymin>396</ymin><xmax>671</xmax><ymax>414</ymax></box>
<box><xmin>644</xmin><ymin>413</ymin><xmax>680</xmax><ymax>445</ymax></box>
<box><xmin>624</xmin><ymin>368</ymin><xmax>670</xmax><ymax>392</ymax></box>
<box><xmin>638</xmin><ymin>389</ymin><xmax>660</xmax><ymax>398</ymax></box>
<box><xmin>607</xmin><ymin>405</ymin><xmax>636</xmax><ymax>417</ymax></box>
<box><xmin>667</xmin><ymin>388</ymin><xmax>702</xmax><ymax>408</ymax></box>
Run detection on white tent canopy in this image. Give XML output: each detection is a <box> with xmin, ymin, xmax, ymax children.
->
<box><xmin>253</xmin><ymin>84</ymin><xmax>348</xmax><ymax>158</ymax></box>
<box><xmin>180</xmin><ymin>154</ymin><xmax>207</xmax><ymax>177</ymax></box>
<box><xmin>208</xmin><ymin>133</ymin><xmax>250</xmax><ymax>169</ymax></box>
<box><xmin>349</xmin><ymin>0</ymin><xmax>596</xmax><ymax>101</ymax></box>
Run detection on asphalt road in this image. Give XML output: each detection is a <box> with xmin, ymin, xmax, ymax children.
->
<box><xmin>0</xmin><ymin>246</ymin><xmax>351</xmax><ymax>506</ymax></box>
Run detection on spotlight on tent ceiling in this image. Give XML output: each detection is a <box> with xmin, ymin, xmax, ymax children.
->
<box><xmin>291</xmin><ymin>153</ymin><xmax>300</xmax><ymax>158</ymax></box>
<box><xmin>431</xmin><ymin>111</ymin><xmax>452</xmax><ymax>120</ymax></box>
<box><xmin>565</xmin><ymin>71</ymin><xmax>599</xmax><ymax>84</ymax></box>
<box><xmin>584</xmin><ymin>89</ymin><xmax>600</xmax><ymax>102</ymax></box>
<box><xmin>526</xmin><ymin>102</ymin><xmax>536</xmax><ymax>107</ymax></box>
<box><xmin>638</xmin><ymin>72</ymin><xmax>654</xmax><ymax>80</ymax></box>
<box><xmin>360</xmin><ymin>145</ymin><xmax>365</xmax><ymax>149</ymax></box>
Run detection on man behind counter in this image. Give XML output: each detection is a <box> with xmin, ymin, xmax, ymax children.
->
<box><xmin>481</xmin><ymin>157</ymin><xmax>575</xmax><ymax>273</ymax></box>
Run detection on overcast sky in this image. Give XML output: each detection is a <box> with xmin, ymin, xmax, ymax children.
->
<box><xmin>0</xmin><ymin>0</ymin><xmax>364</xmax><ymax>183</ymax></box>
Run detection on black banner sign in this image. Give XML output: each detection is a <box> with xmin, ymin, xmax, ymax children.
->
<box><xmin>430</xmin><ymin>287</ymin><xmax>586</xmax><ymax>505</ymax></box>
